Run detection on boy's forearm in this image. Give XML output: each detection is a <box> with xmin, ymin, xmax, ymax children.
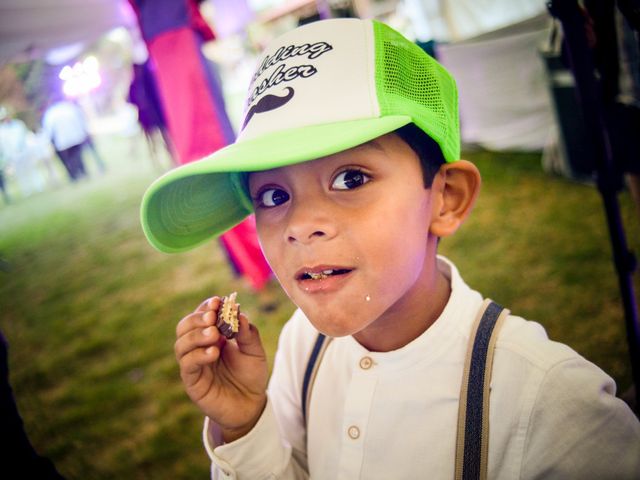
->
<box><xmin>205</xmin><ymin>396</ymin><xmax>309</xmax><ymax>479</ymax></box>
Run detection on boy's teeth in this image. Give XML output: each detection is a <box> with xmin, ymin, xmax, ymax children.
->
<box><xmin>303</xmin><ymin>268</ymin><xmax>350</xmax><ymax>280</ymax></box>
<box><xmin>309</xmin><ymin>270</ymin><xmax>332</xmax><ymax>280</ymax></box>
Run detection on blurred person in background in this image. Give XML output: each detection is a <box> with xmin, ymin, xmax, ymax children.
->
<box><xmin>0</xmin><ymin>108</ymin><xmax>10</xmax><ymax>204</ymax></box>
<box><xmin>0</xmin><ymin>156</ymin><xmax>8</xmax><ymax>205</ymax></box>
<box><xmin>31</xmin><ymin>129</ymin><xmax>62</xmax><ymax>189</ymax></box>
<box><xmin>0</xmin><ymin>106</ymin><xmax>45</xmax><ymax>200</ymax></box>
<box><xmin>127</xmin><ymin>60</ymin><xmax>176</xmax><ymax>171</ymax></box>
<box><xmin>83</xmin><ymin>135</ymin><xmax>107</xmax><ymax>175</ymax></box>
<box><xmin>41</xmin><ymin>96</ymin><xmax>89</xmax><ymax>182</ymax></box>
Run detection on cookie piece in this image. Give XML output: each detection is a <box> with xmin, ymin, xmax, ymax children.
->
<box><xmin>217</xmin><ymin>292</ymin><xmax>239</xmax><ymax>339</ymax></box>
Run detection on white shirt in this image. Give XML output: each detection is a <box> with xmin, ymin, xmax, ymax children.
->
<box><xmin>42</xmin><ymin>101</ymin><xmax>88</xmax><ymax>151</ymax></box>
<box><xmin>0</xmin><ymin>118</ymin><xmax>29</xmax><ymax>166</ymax></box>
<box><xmin>204</xmin><ymin>257</ymin><xmax>640</xmax><ymax>479</ymax></box>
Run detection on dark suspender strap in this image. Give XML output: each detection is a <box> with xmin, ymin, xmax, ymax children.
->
<box><xmin>302</xmin><ymin>333</ymin><xmax>328</xmax><ymax>425</ymax></box>
<box><xmin>455</xmin><ymin>300</ymin><xmax>509</xmax><ymax>480</ymax></box>
<box><xmin>302</xmin><ymin>301</ymin><xmax>508</xmax><ymax>479</ymax></box>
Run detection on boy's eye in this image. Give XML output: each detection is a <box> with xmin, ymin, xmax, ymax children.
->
<box><xmin>332</xmin><ymin>169</ymin><xmax>370</xmax><ymax>190</ymax></box>
<box><xmin>257</xmin><ymin>188</ymin><xmax>290</xmax><ymax>207</ymax></box>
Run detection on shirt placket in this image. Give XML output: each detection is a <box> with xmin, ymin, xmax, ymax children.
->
<box><xmin>337</xmin><ymin>354</ymin><xmax>378</xmax><ymax>480</ymax></box>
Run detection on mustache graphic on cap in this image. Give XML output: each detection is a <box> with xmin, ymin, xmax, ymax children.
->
<box><xmin>242</xmin><ymin>87</ymin><xmax>295</xmax><ymax>130</ymax></box>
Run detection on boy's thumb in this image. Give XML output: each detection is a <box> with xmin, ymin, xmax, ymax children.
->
<box><xmin>235</xmin><ymin>313</ymin><xmax>265</xmax><ymax>358</ymax></box>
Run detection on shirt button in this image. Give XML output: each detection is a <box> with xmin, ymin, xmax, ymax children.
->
<box><xmin>359</xmin><ymin>356</ymin><xmax>373</xmax><ymax>369</ymax></box>
<box><xmin>347</xmin><ymin>425</ymin><xmax>360</xmax><ymax>439</ymax></box>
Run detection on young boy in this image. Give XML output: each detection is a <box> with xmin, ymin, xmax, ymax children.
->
<box><xmin>141</xmin><ymin>18</ymin><xmax>640</xmax><ymax>479</ymax></box>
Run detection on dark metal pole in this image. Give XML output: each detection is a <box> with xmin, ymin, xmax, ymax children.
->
<box><xmin>547</xmin><ymin>0</ymin><xmax>640</xmax><ymax>410</ymax></box>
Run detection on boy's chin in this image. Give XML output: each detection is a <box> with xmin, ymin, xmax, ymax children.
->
<box><xmin>309</xmin><ymin>323</ymin><xmax>356</xmax><ymax>338</ymax></box>
<box><xmin>288</xmin><ymin>290</ymin><xmax>383</xmax><ymax>337</ymax></box>
<box><xmin>303</xmin><ymin>309</ymin><xmax>371</xmax><ymax>338</ymax></box>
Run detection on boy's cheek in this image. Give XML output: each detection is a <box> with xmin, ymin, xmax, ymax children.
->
<box><xmin>254</xmin><ymin>228</ymin><xmax>282</xmax><ymax>263</ymax></box>
<box><xmin>253</xmin><ymin>233</ymin><xmax>279</xmax><ymax>270</ymax></box>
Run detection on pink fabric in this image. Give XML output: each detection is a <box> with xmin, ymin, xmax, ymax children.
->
<box><xmin>147</xmin><ymin>28</ymin><xmax>228</xmax><ymax>165</ymax></box>
<box><xmin>219</xmin><ymin>217</ymin><xmax>272</xmax><ymax>291</ymax></box>
<box><xmin>146</xmin><ymin>27</ymin><xmax>271</xmax><ymax>290</ymax></box>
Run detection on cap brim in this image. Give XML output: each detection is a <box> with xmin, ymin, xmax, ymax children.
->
<box><xmin>141</xmin><ymin>115</ymin><xmax>411</xmax><ymax>253</ymax></box>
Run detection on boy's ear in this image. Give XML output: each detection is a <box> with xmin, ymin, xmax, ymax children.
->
<box><xmin>429</xmin><ymin>160</ymin><xmax>481</xmax><ymax>237</ymax></box>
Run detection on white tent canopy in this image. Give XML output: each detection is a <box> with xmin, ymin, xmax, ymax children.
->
<box><xmin>437</xmin><ymin>13</ymin><xmax>555</xmax><ymax>151</ymax></box>
<box><xmin>0</xmin><ymin>0</ymin><xmax>132</xmax><ymax>66</ymax></box>
<box><xmin>0</xmin><ymin>0</ymin><xmax>557</xmax><ymax>151</ymax></box>
<box><xmin>399</xmin><ymin>0</ymin><xmax>555</xmax><ymax>151</ymax></box>
<box><xmin>402</xmin><ymin>0</ymin><xmax>547</xmax><ymax>43</ymax></box>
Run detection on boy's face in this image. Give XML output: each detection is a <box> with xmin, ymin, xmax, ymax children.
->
<box><xmin>248</xmin><ymin>133</ymin><xmax>444</xmax><ymax>348</ymax></box>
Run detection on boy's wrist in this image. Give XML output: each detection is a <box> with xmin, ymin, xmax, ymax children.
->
<box><xmin>220</xmin><ymin>395</ymin><xmax>268</xmax><ymax>443</ymax></box>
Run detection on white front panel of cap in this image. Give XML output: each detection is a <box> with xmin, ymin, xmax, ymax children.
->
<box><xmin>237</xmin><ymin>18</ymin><xmax>379</xmax><ymax>142</ymax></box>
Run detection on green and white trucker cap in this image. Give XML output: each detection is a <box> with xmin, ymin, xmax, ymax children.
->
<box><xmin>141</xmin><ymin>18</ymin><xmax>460</xmax><ymax>253</ymax></box>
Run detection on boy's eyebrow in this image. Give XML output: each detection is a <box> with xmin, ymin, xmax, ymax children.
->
<box><xmin>352</xmin><ymin>138</ymin><xmax>386</xmax><ymax>153</ymax></box>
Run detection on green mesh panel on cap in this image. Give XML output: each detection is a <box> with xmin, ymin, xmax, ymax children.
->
<box><xmin>373</xmin><ymin>21</ymin><xmax>460</xmax><ymax>163</ymax></box>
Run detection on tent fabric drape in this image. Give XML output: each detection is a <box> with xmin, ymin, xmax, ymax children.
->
<box><xmin>130</xmin><ymin>0</ymin><xmax>271</xmax><ymax>290</ymax></box>
<box><xmin>146</xmin><ymin>28</ymin><xmax>235</xmax><ymax>162</ymax></box>
<box><xmin>436</xmin><ymin>14</ymin><xmax>555</xmax><ymax>151</ymax></box>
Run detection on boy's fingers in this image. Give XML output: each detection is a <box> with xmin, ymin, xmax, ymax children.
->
<box><xmin>176</xmin><ymin>309</ymin><xmax>217</xmax><ymax>338</ymax></box>
<box><xmin>175</xmin><ymin>325</ymin><xmax>221</xmax><ymax>360</ymax></box>
<box><xmin>185</xmin><ymin>296</ymin><xmax>221</xmax><ymax>321</ymax></box>
<box><xmin>195</xmin><ymin>298</ymin><xmax>211</xmax><ymax>311</ymax></box>
<box><xmin>176</xmin><ymin>313</ymin><xmax>197</xmax><ymax>339</ymax></box>
<box><xmin>199</xmin><ymin>296</ymin><xmax>222</xmax><ymax>312</ymax></box>
<box><xmin>235</xmin><ymin>313</ymin><xmax>265</xmax><ymax>358</ymax></box>
<box><xmin>179</xmin><ymin>347</ymin><xmax>220</xmax><ymax>381</ymax></box>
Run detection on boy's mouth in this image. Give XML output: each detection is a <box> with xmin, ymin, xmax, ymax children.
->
<box><xmin>297</xmin><ymin>268</ymin><xmax>352</xmax><ymax>281</ymax></box>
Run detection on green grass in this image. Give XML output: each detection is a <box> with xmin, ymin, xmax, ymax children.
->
<box><xmin>442</xmin><ymin>150</ymin><xmax>640</xmax><ymax>388</ymax></box>
<box><xmin>0</xmin><ymin>136</ymin><xmax>638</xmax><ymax>478</ymax></box>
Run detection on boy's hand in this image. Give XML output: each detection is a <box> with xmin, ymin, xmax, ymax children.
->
<box><xmin>175</xmin><ymin>297</ymin><xmax>268</xmax><ymax>442</ymax></box>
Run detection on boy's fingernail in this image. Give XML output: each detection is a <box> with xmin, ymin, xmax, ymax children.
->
<box><xmin>203</xmin><ymin>327</ymin><xmax>212</xmax><ymax>336</ymax></box>
<box><xmin>203</xmin><ymin>311</ymin><xmax>214</xmax><ymax>323</ymax></box>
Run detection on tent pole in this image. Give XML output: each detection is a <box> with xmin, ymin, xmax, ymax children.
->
<box><xmin>547</xmin><ymin>0</ymin><xmax>640</xmax><ymax>412</ymax></box>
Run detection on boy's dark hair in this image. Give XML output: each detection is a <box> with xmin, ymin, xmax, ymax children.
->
<box><xmin>395</xmin><ymin>123</ymin><xmax>446</xmax><ymax>187</ymax></box>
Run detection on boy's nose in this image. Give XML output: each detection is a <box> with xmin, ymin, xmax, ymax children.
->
<box><xmin>284</xmin><ymin>197</ymin><xmax>337</xmax><ymax>245</ymax></box>
<box><xmin>287</xmin><ymin>228</ymin><xmax>326</xmax><ymax>244</ymax></box>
